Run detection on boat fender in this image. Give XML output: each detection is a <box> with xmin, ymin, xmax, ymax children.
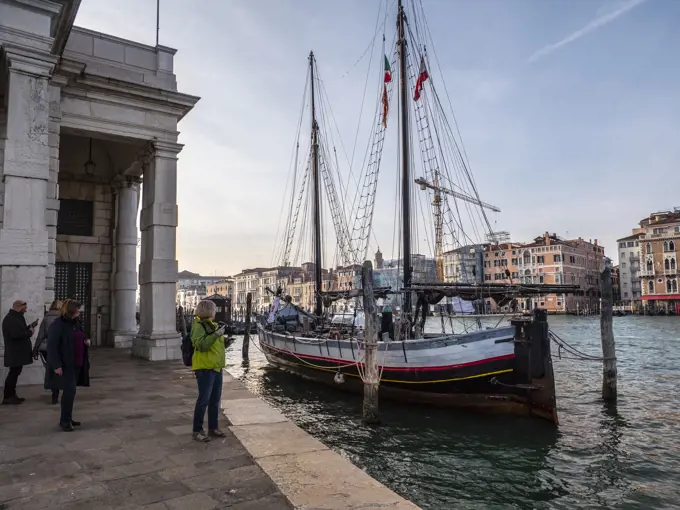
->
<box><xmin>334</xmin><ymin>370</ymin><xmax>345</xmax><ymax>384</ymax></box>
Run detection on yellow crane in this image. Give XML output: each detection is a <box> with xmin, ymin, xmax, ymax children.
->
<box><xmin>415</xmin><ymin>177</ymin><xmax>501</xmax><ymax>282</ymax></box>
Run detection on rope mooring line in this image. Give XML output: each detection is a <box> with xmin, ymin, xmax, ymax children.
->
<box><xmin>548</xmin><ymin>329</ymin><xmax>616</xmax><ymax>362</ymax></box>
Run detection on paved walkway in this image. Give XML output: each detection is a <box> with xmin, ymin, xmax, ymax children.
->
<box><xmin>0</xmin><ymin>349</ymin><xmax>291</xmax><ymax>510</ymax></box>
<box><xmin>0</xmin><ymin>349</ymin><xmax>419</xmax><ymax>510</ymax></box>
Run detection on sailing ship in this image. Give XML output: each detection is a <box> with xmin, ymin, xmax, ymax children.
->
<box><xmin>258</xmin><ymin>0</ymin><xmax>578</xmax><ymax>424</ymax></box>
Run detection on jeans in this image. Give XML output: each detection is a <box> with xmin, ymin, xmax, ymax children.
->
<box><xmin>192</xmin><ymin>369</ymin><xmax>223</xmax><ymax>433</ymax></box>
<box><xmin>3</xmin><ymin>366</ymin><xmax>23</xmax><ymax>399</ymax></box>
<box><xmin>59</xmin><ymin>367</ymin><xmax>80</xmax><ymax>426</ymax></box>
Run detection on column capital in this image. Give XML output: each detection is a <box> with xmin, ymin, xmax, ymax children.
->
<box><xmin>152</xmin><ymin>140</ymin><xmax>184</xmax><ymax>159</ymax></box>
<box><xmin>2</xmin><ymin>45</ymin><xmax>57</xmax><ymax>78</ymax></box>
<box><xmin>112</xmin><ymin>175</ymin><xmax>142</xmax><ymax>192</ymax></box>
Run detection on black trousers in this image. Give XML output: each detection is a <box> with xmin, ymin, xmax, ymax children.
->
<box><xmin>3</xmin><ymin>366</ymin><xmax>23</xmax><ymax>399</ymax></box>
<box><xmin>60</xmin><ymin>367</ymin><xmax>81</xmax><ymax>427</ymax></box>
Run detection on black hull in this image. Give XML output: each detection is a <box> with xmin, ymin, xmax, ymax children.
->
<box><xmin>259</xmin><ymin>312</ymin><xmax>559</xmax><ymax>424</ymax></box>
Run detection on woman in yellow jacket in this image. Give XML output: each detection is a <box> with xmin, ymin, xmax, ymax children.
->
<box><xmin>191</xmin><ymin>299</ymin><xmax>226</xmax><ymax>442</ymax></box>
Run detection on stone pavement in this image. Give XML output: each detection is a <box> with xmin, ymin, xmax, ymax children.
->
<box><xmin>0</xmin><ymin>349</ymin><xmax>291</xmax><ymax>510</ymax></box>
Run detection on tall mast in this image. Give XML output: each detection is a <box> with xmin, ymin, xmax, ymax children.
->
<box><xmin>397</xmin><ymin>1</ymin><xmax>412</xmax><ymax>314</ymax></box>
<box><xmin>309</xmin><ymin>51</ymin><xmax>323</xmax><ymax>317</ymax></box>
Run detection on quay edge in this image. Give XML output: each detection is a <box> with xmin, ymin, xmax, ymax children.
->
<box><xmin>222</xmin><ymin>369</ymin><xmax>421</xmax><ymax>509</ymax></box>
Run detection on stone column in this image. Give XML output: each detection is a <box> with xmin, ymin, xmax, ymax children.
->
<box><xmin>112</xmin><ymin>177</ymin><xmax>141</xmax><ymax>348</ymax></box>
<box><xmin>44</xmin><ymin>75</ymin><xmax>67</xmax><ymax>307</ymax></box>
<box><xmin>0</xmin><ymin>48</ymin><xmax>56</xmax><ymax>385</ymax></box>
<box><xmin>133</xmin><ymin>141</ymin><xmax>182</xmax><ymax>361</ymax></box>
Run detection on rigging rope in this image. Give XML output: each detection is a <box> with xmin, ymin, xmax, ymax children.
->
<box><xmin>549</xmin><ymin>329</ymin><xmax>616</xmax><ymax>362</ymax></box>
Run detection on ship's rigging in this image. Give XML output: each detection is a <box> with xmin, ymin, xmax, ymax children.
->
<box><xmin>272</xmin><ymin>0</ymin><xmax>512</xmax><ymax>316</ymax></box>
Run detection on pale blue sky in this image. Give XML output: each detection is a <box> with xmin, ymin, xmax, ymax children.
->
<box><xmin>75</xmin><ymin>0</ymin><xmax>680</xmax><ymax>275</ymax></box>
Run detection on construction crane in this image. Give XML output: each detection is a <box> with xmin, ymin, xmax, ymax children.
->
<box><xmin>415</xmin><ymin>177</ymin><xmax>501</xmax><ymax>282</ymax></box>
<box><xmin>415</xmin><ymin>178</ymin><xmax>501</xmax><ymax>213</ymax></box>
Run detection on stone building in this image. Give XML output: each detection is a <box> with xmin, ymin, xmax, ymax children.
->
<box><xmin>616</xmin><ymin>232</ymin><xmax>643</xmax><ymax>306</ymax></box>
<box><xmin>638</xmin><ymin>209</ymin><xmax>680</xmax><ymax>313</ymax></box>
<box><xmin>444</xmin><ymin>244</ymin><xmax>485</xmax><ymax>284</ymax></box>
<box><xmin>483</xmin><ymin>233</ymin><xmax>605</xmax><ymax>314</ymax></box>
<box><xmin>0</xmin><ymin>0</ymin><xmax>199</xmax><ymax>385</ymax></box>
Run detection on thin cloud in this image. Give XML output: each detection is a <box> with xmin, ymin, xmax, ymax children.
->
<box><xmin>527</xmin><ymin>0</ymin><xmax>650</xmax><ymax>63</ymax></box>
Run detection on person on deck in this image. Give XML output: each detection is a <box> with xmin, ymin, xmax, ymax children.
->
<box><xmin>32</xmin><ymin>300</ymin><xmax>63</xmax><ymax>404</ymax></box>
<box><xmin>2</xmin><ymin>300</ymin><xmax>38</xmax><ymax>405</ymax></box>
<box><xmin>47</xmin><ymin>299</ymin><xmax>91</xmax><ymax>432</ymax></box>
<box><xmin>191</xmin><ymin>299</ymin><xmax>226</xmax><ymax>442</ymax></box>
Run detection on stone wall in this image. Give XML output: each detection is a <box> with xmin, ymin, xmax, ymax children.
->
<box><xmin>56</xmin><ymin>181</ymin><xmax>113</xmax><ymax>346</ymax></box>
<box><xmin>64</xmin><ymin>28</ymin><xmax>178</xmax><ymax>92</ymax></box>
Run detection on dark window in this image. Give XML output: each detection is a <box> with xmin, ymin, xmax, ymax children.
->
<box><xmin>57</xmin><ymin>199</ymin><xmax>94</xmax><ymax>236</ymax></box>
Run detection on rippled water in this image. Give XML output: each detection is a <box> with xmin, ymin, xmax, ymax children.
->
<box><xmin>226</xmin><ymin>316</ymin><xmax>680</xmax><ymax>509</ymax></box>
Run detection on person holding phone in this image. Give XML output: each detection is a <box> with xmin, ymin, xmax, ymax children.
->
<box><xmin>2</xmin><ymin>300</ymin><xmax>38</xmax><ymax>405</ymax></box>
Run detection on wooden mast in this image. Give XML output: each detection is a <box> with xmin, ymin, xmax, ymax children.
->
<box><xmin>309</xmin><ymin>51</ymin><xmax>323</xmax><ymax>317</ymax></box>
<box><xmin>397</xmin><ymin>0</ymin><xmax>412</xmax><ymax>314</ymax></box>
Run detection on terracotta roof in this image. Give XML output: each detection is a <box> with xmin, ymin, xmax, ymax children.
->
<box><xmin>616</xmin><ymin>233</ymin><xmax>643</xmax><ymax>242</ymax></box>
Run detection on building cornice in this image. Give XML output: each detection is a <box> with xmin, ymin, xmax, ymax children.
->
<box><xmin>51</xmin><ymin>0</ymin><xmax>81</xmax><ymax>56</ymax></box>
<box><xmin>58</xmin><ymin>63</ymin><xmax>200</xmax><ymax>118</ymax></box>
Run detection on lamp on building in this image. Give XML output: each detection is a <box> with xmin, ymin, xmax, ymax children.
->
<box><xmin>84</xmin><ymin>138</ymin><xmax>96</xmax><ymax>176</ymax></box>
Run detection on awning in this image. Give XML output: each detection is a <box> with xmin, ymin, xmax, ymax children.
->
<box><xmin>641</xmin><ymin>294</ymin><xmax>680</xmax><ymax>301</ymax></box>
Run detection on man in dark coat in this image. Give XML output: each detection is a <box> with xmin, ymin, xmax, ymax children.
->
<box><xmin>2</xmin><ymin>300</ymin><xmax>38</xmax><ymax>405</ymax></box>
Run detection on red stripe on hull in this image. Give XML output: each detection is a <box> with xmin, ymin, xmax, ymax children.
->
<box><xmin>260</xmin><ymin>341</ymin><xmax>515</xmax><ymax>372</ymax></box>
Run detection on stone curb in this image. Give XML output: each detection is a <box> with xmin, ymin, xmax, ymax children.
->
<box><xmin>221</xmin><ymin>370</ymin><xmax>421</xmax><ymax>510</ymax></box>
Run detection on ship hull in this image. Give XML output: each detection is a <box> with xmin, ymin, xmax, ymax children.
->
<box><xmin>257</xmin><ymin>319</ymin><xmax>558</xmax><ymax>424</ymax></box>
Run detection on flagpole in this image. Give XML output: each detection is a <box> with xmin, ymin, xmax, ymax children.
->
<box><xmin>155</xmin><ymin>0</ymin><xmax>160</xmax><ymax>46</ymax></box>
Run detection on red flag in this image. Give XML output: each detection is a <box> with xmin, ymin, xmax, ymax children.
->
<box><xmin>384</xmin><ymin>55</ymin><xmax>392</xmax><ymax>83</ymax></box>
<box><xmin>381</xmin><ymin>84</ymin><xmax>388</xmax><ymax>128</ymax></box>
<box><xmin>413</xmin><ymin>56</ymin><xmax>429</xmax><ymax>101</ymax></box>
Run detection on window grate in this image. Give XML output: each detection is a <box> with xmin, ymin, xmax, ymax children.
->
<box><xmin>54</xmin><ymin>262</ymin><xmax>93</xmax><ymax>336</ymax></box>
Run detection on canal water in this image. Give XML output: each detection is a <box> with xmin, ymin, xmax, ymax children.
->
<box><xmin>225</xmin><ymin>316</ymin><xmax>680</xmax><ymax>509</ymax></box>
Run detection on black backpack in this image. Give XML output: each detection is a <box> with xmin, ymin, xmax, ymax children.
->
<box><xmin>181</xmin><ymin>321</ymin><xmax>218</xmax><ymax>367</ymax></box>
<box><xmin>181</xmin><ymin>333</ymin><xmax>193</xmax><ymax>367</ymax></box>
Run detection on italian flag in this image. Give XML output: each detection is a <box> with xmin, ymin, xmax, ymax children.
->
<box><xmin>384</xmin><ymin>55</ymin><xmax>392</xmax><ymax>83</ymax></box>
<box><xmin>413</xmin><ymin>56</ymin><xmax>429</xmax><ymax>101</ymax></box>
<box><xmin>382</xmin><ymin>85</ymin><xmax>389</xmax><ymax>128</ymax></box>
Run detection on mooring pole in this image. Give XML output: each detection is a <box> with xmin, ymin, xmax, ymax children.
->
<box><xmin>600</xmin><ymin>258</ymin><xmax>617</xmax><ymax>400</ymax></box>
<box><xmin>242</xmin><ymin>292</ymin><xmax>252</xmax><ymax>359</ymax></box>
<box><xmin>361</xmin><ymin>260</ymin><xmax>380</xmax><ymax>424</ymax></box>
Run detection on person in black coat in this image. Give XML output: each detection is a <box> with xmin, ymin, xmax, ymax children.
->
<box><xmin>2</xmin><ymin>300</ymin><xmax>39</xmax><ymax>405</ymax></box>
<box><xmin>47</xmin><ymin>299</ymin><xmax>91</xmax><ymax>432</ymax></box>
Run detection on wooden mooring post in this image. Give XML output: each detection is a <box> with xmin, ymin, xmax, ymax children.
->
<box><xmin>361</xmin><ymin>260</ymin><xmax>380</xmax><ymax>424</ymax></box>
<box><xmin>600</xmin><ymin>258</ymin><xmax>617</xmax><ymax>400</ymax></box>
<box><xmin>242</xmin><ymin>292</ymin><xmax>253</xmax><ymax>359</ymax></box>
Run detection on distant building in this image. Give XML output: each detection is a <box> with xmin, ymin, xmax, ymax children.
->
<box><xmin>483</xmin><ymin>233</ymin><xmax>605</xmax><ymax>314</ymax></box>
<box><xmin>612</xmin><ymin>265</ymin><xmax>621</xmax><ymax>304</ymax></box>
<box><xmin>483</xmin><ymin>243</ymin><xmax>523</xmax><ymax>285</ymax></box>
<box><xmin>616</xmin><ymin>232</ymin><xmax>643</xmax><ymax>306</ymax></box>
<box><xmin>176</xmin><ymin>271</ymin><xmax>226</xmax><ymax>311</ymax></box>
<box><xmin>206</xmin><ymin>278</ymin><xmax>235</xmax><ymax>302</ymax></box>
<box><xmin>516</xmin><ymin>232</ymin><xmax>604</xmax><ymax>314</ymax></box>
<box><xmin>638</xmin><ymin>209</ymin><xmax>680</xmax><ymax>313</ymax></box>
<box><xmin>444</xmin><ymin>244</ymin><xmax>485</xmax><ymax>284</ymax></box>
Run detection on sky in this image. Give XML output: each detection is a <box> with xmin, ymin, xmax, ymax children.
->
<box><xmin>74</xmin><ymin>0</ymin><xmax>680</xmax><ymax>275</ymax></box>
